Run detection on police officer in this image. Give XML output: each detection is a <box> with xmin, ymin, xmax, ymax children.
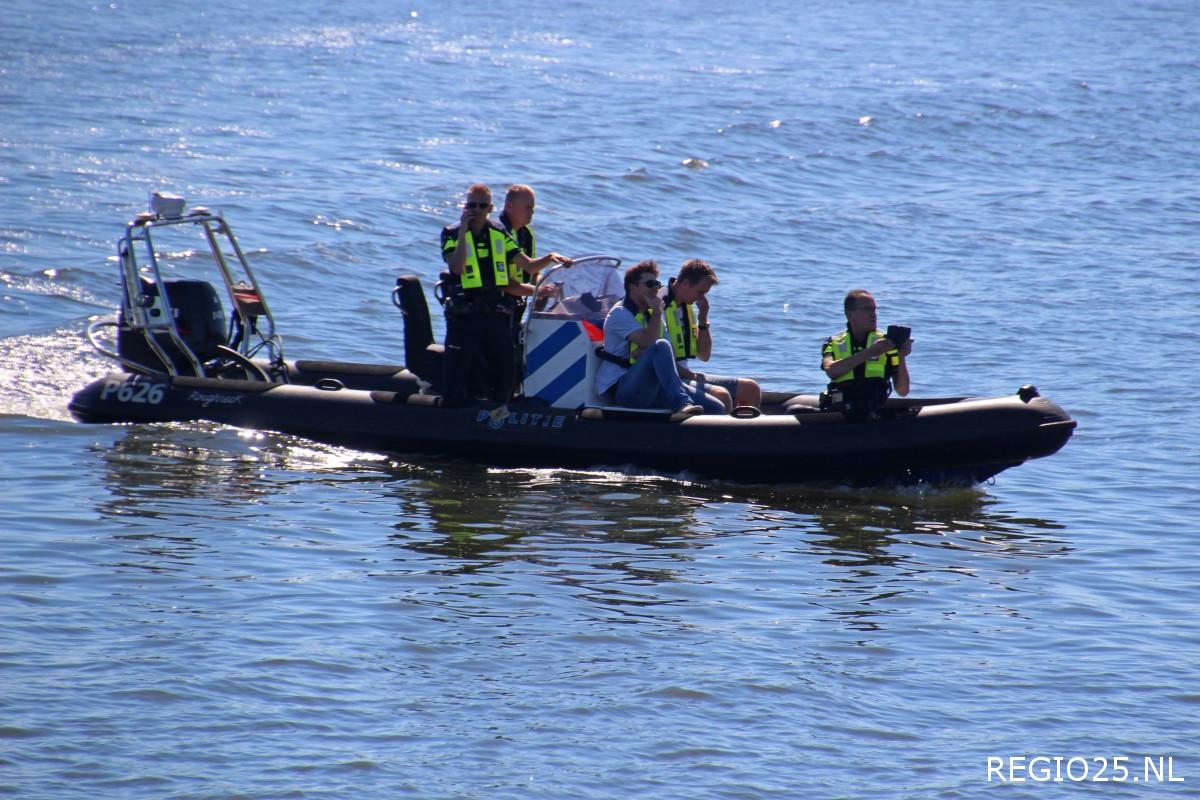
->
<box><xmin>498</xmin><ymin>184</ymin><xmax>546</xmax><ymax>386</ymax></box>
<box><xmin>499</xmin><ymin>184</ymin><xmax>538</xmax><ymax>266</ymax></box>
<box><xmin>499</xmin><ymin>183</ymin><xmax>569</xmax><ymax>301</ymax></box>
<box><xmin>441</xmin><ymin>183</ymin><xmax>569</xmax><ymax>407</ymax></box>
<box><xmin>821</xmin><ymin>289</ymin><xmax>912</xmax><ymax>418</ymax></box>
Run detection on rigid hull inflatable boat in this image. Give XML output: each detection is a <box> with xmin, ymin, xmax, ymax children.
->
<box><xmin>70</xmin><ymin>200</ymin><xmax>1075</xmax><ymax>486</ymax></box>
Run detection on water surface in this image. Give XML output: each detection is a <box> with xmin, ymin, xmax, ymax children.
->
<box><xmin>2</xmin><ymin>1</ymin><xmax>1197</xmax><ymax>797</ymax></box>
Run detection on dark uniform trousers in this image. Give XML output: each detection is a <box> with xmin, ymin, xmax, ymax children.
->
<box><xmin>443</xmin><ymin>299</ymin><xmax>515</xmax><ymax>406</ymax></box>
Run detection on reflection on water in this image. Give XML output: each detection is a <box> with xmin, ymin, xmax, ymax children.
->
<box><xmin>386</xmin><ymin>467</ymin><xmax>708</xmax><ymax>548</ymax></box>
<box><xmin>379</xmin><ymin>466</ymin><xmax>716</xmax><ymax>624</ymax></box>
<box><xmin>95</xmin><ymin>423</ymin><xmax>1071</xmax><ymax>558</ymax></box>
<box><xmin>94</xmin><ymin>422</ymin><xmax>386</xmax><ymax>511</ymax></box>
<box><xmin>729</xmin><ymin>485</ymin><xmax>1074</xmax><ymax>634</ymax></box>
<box><xmin>737</xmin><ymin>481</ymin><xmax>1070</xmax><ymax>559</ymax></box>
<box><xmin>8</xmin><ymin>418</ymin><xmax>1102</xmax><ymax>800</ymax></box>
<box><xmin>368</xmin><ymin>456</ymin><xmax>1078</xmax><ymax>633</ymax></box>
<box><xmin>92</xmin><ymin>423</ymin><xmax>391</xmax><ymax>573</ymax></box>
<box><xmin>88</xmin><ymin>422</ymin><xmax>1073</xmax><ymax>630</ymax></box>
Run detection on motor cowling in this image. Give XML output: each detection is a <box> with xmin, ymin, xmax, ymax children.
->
<box><xmin>118</xmin><ymin>279</ymin><xmax>227</xmax><ymax>374</ymax></box>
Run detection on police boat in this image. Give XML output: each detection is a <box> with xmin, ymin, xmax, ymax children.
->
<box><xmin>70</xmin><ymin>197</ymin><xmax>1076</xmax><ymax>486</ymax></box>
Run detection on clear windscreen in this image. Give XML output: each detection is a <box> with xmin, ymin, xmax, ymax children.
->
<box><xmin>533</xmin><ymin>256</ymin><xmax>623</xmax><ymax>322</ymax></box>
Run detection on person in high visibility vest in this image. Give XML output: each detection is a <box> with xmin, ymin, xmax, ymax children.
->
<box><xmin>499</xmin><ymin>184</ymin><xmax>562</xmax><ymax>387</ymax></box>
<box><xmin>663</xmin><ymin>259</ymin><xmax>762</xmax><ymax>412</ymax></box>
<box><xmin>499</xmin><ymin>184</ymin><xmax>538</xmax><ymax>269</ymax></box>
<box><xmin>594</xmin><ymin>260</ymin><xmax>725</xmax><ymax>415</ymax></box>
<box><xmin>440</xmin><ymin>183</ymin><xmax>570</xmax><ymax>407</ymax></box>
<box><xmin>821</xmin><ymin>289</ymin><xmax>912</xmax><ymax>417</ymax></box>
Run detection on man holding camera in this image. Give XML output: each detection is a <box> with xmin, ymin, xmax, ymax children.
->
<box><xmin>821</xmin><ymin>289</ymin><xmax>911</xmax><ymax>418</ymax></box>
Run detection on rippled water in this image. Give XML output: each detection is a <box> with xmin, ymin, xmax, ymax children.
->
<box><xmin>3</xmin><ymin>1</ymin><xmax>1198</xmax><ymax>797</ymax></box>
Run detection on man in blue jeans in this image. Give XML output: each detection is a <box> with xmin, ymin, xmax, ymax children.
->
<box><xmin>594</xmin><ymin>260</ymin><xmax>725</xmax><ymax>415</ymax></box>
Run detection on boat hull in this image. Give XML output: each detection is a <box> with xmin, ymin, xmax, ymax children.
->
<box><xmin>69</xmin><ymin>366</ymin><xmax>1076</xmax><ymax>486</ymax></box>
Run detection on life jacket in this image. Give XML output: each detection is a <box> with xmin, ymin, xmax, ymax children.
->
<box><xmin>625</xmin><ymin>295</ymin><xmax>659</xmax><ymax>365</ymax></box>
<box><xmin>826</xmin><ymin>329</ymin><xmax>891</xmax><ymax>383</ymax></box>
<box><xmin>596</xmin><ymin>296</ymin><xmax>657</xmax><ymax>368</ymax></box>
<box><xmin>444</xmin><ymin>226</ymin><xmax>511</xmax><ymax>290</ymax></box>
<box><xmin>518</xmin><ymin>226</ymin><xmax>537</xmax><ymax>281</ymax></box>
<box><xmin>663</xmin><ymin>282</ymin><xmax>698</xmax><ymax>360</ymax></box>
<box><xmin>517</xmin><ymin>225</ymin><xmax>537</xmax><ymax>259</ymax></box>
<box><xmin>500</xmin><ymin>213</ymin><xmax>537</xmax><ymax>280</ymax></box>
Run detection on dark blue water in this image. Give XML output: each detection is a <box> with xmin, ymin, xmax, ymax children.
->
<box><xmin>2</xmin><ymin>1</ymin><xmax>1198</xmax><ymax>797</ymax></box>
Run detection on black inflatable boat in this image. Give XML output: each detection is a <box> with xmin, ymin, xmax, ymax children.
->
<box><xmin>69</xmin><ymin>200</ymin><xmax>1075</xmax><ymax>486</ymax></box>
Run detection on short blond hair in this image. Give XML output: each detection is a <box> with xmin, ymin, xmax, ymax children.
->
<box><xmin>505</xmin><ymin>184</ymin><xmax>535</xmax><ymax>203</ymax></box>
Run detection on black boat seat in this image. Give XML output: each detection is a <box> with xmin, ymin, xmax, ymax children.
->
<box><xmin>394</xmin><ymin>275</ymin><xmax>445</xmax><ymax>392</ymax></box>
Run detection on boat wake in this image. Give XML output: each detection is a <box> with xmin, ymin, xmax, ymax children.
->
<box><xmin>0</xmin><ymin>324</ymin><xmax>111</xmax><ymax>423</ymax></box>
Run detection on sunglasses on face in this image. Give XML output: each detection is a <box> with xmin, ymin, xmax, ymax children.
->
<box><xmin>641</xmin><ymin>279</ymin><xmax>662</xmax><ymax>289</ymax></box>
<box><xmin>463</xmin><ymin>202</ymin><xmax>491</xmax><ymax>210</ymax></box>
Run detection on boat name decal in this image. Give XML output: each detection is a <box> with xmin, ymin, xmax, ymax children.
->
<box><xmin>101</xmin><ymin>378</ymin><xmax>165</xmax><ymax>405</ymax></box>
<box><xmin>188</xmin><ymin>390</ymin><xmax>245</xmax><ymax>408</ymax></box>
<box><xmin>475</xmin><ymin>409</ymin><xmax>566</xmax><ymax>431</ymax></box>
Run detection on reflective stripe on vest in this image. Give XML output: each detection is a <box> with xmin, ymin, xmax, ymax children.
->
<box><xmin>828</xmin><ymin>330</ymin><xmax>888</xmax><ymax>382</ymax></box>
<box><xmin>628</xmin><ymin>310</ymin><xmax>649</xmax><ymax>364</ymax></box>
<box><xmin>500</xmin><ymin>216</ymin><xmax>537</xmax><ymax>280</ymax></box>
<box><xmin>664</xmin><ymin>299</ymin><xmax>698</xmax><ymax>360</ymax></box>
<box><xmin>499</xmin><ymin>214</ymin><xmax>536</xmax><ymax>259</ymax></box>
<box><xmin>624</xmin><ymin>296</ymin><xmax>661</xmax><ymax>365</ymax></box>
<box><xmin>457</xmin><ymin>228</ymin><xmax>511</xmax><ymax>289</ymax></box>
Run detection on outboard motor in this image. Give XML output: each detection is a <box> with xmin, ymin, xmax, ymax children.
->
<box><xmin>118</xmin><ymin>279</ymin><xmax>227</xmax><ymax>375</ymax></box>
<box><xmin>393</xmin><ymin>275</ymin><xmax>445</xmax><ymax>391</ymax></box>
<box><xmin>164</xmin><ymin>279</ymin><xmax>226</xmax><ymax>360</ymax></box>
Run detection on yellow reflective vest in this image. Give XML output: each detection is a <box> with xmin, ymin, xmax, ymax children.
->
<box><xmin>823</xmin><ymin>329</ymin><xmax>896</xmax><ymax>383</ymax></box>
<box><xmin>443</xmin><ymin>226</ymin><xmax>514</xmax><ymax>289</ymax></box>
<box><xmin>499</xmin><ymin>213</ymin><xmax>536</xmax><ymax>281</ymax></box>
<box><xmin>625</xmin><ymin>298</ymin><xmax>665</xmax><ymax>365</ymax></box>
<box><xmin>663</xmin><ymin>298</ymin><xmax>699</xmax><ymax>360</ymax></box>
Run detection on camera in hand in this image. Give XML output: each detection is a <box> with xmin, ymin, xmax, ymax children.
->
<box><xmin>885</xmin><ymin>324</ymin><xmax>910</xmax><ymax>347</ymax></box>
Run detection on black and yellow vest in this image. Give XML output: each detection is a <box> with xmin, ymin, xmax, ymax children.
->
<box><xmin>663</xmin><ymin>291</ymin><xmax>699</xmax><ymax>361</ymax></box>
<box><xmin>517</xmin><ymin>225</ymin><xmax>536</xmax><ymax>259</ymax></box>
<box><xmin>825</xmin><ymin>329</ymin><xmax>891</xmax><ymax>382</ymax></box>
<box><xmin>443</xmin><ymin>226</ymin><xmax>512</xmax><ymax>290</ymax></box>
<box><xmin>625</xmin><ymin>296</ymin><xmax>663</xmax><ymax>365</ymax></box>
<box><xmin>500</xmin><ymin>212</ymin><xmax>537</xmax><ymax>281</ymax></box>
